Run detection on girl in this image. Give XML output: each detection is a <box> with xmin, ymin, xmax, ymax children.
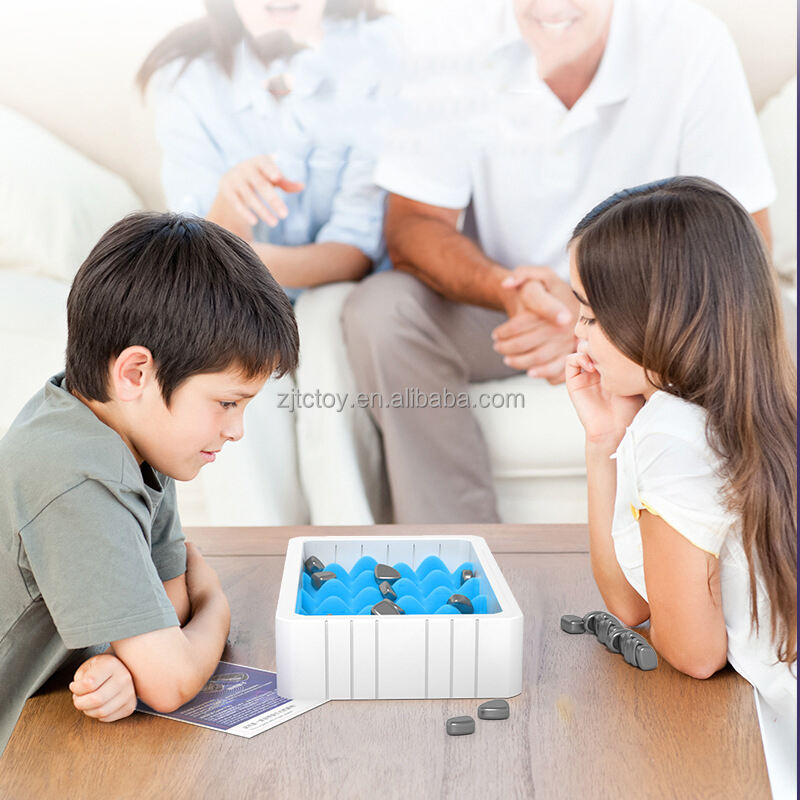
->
<box><xmin>136</xmin><ymin>0</ymin><xmax>396</xmax><ymax>525</ymax></box>
<box><xmin>564</xmin><ymin>177</ymin><xmax>796</xmax><ymax>781</ymax></box>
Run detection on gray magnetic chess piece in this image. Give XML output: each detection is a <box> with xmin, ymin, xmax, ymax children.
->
<box><xmin>617</xmin><ymin>629</ymin><xmax>659</xmax><ymax>672</ymax></box>
<box><xmin>477</xmin><ymin>699</ymin><xmax>509</xmax><ymax>720</ymax></box>
<box><xmin>594</xmin><ymin>612</ymin><xmax>625</xmax><ymax>653</ymax></box>
<box><xmin>619</xmin><ymin>630</ymin><xmax>638</xmax><ymax>665</ymax></box>
<box><xmin>620</xmin><ymin>631</ymin><xmax>649</xmax><ymax>666</ymax></box>
<box><xmin>446</xmin><ymin>716</ymin><xmax>475</xmax><ymax>736</ymax></box>
<box><xmin>460</xmin><ymin>569</ymin><xmax>475</xmax><ymax>584</ymax></box>
<box><xmin>605</xmin><ymin>624</ymin><xmax>626</xmax><ymax>654</ymax></box>
<box><xmin>311</xmin><ymin>571</ymin><xmax>337</xmax><ymax>590</ymax></box>
<box><xmin>374</xmin><ymin>563</ymin><xmax>401</xmax><ymax>584</ymax></box>
<box><xmin>378</xmin><ymin>581</ymin><xmax>397</xmax><ymax>601</ymax></box>
<box><xmin>582</xmin><ymin>610</ymin><xmax>605</xmax><ymax>635</ymax></box>
<box><xmin>304</xmin><ymin>556</ymin><xmax>325</xmax><ymax>576</ymax></box>
<box><xmin>635</xmin><ymin>642</ymin><xmax>658</xmax><ymax>671</ymax></box>
<box><xmin>447</xmin><ymin>594</ymin><xmax>473</xmax><ymax>614</ymax></box>
<box><xmin>619</xmin><ymin>631</ymin><xmax>637</xmax><ymax>666</ymax></box>
<box><xmin>560</xmin><ymin>614</ymin><xmax>586</xmax><ymax>634</ymax></box>
<box><xmin>371</xmin><ymin>599</ymin><xmax>405</xmax><ymax>615</ymax></box>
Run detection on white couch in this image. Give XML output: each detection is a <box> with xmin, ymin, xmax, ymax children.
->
<box><xmin>0</xmin><ymin>1</ymin><xmax>796</xmax><ymax>527</ymax></box>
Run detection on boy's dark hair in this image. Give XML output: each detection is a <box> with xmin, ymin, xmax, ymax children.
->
<box><xmin>66</xmin><ymin>212</ymin><xmax>299</xmax><ymax>404</ymax></box>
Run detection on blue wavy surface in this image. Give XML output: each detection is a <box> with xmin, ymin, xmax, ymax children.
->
<box><xmin>296</xmin><ymin>555</ymin><xmax>490</xmax><ymax>615</ymax></box>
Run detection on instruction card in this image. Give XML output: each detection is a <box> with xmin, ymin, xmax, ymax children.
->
<box><xmin>136</xmin><ymin>660</ymin><xmax>327</xmax><ymax>737</ymax></box>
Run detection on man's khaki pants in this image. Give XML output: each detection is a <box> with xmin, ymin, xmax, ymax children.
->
<box><xmin>342</xmin><ymin>270</ymin><xmax>518</xmax><ymax>523</ymax></box>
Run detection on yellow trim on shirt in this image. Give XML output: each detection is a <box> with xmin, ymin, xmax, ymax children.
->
<box><xmin>636</xmin><ymin>497</ymin><xmax>721</xmax><ymax>558</ymax></box>
<box><xmin>640</xmin><ymin>499</ymin><xmax>660</xmax><ymax>517</ymax></box>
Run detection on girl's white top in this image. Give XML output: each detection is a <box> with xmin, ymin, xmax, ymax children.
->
<box><xmin>612</xmin><ymin>390</ymin><xmax>796</xmax><ymax>724</ymax></box>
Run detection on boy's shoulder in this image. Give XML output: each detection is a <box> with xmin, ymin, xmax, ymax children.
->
<box><xmin>0</xmin><ymin>374</ymin><xmax>148</xmax><ymax>526</ymax></box>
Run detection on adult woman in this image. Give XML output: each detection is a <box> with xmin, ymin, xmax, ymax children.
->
<box><xmin>138</xmin><ymin>0</ymin><xmax>396</xmax><ymax>524</ymax></box>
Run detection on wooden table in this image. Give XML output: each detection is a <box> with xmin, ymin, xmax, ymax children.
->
<box><xmin>0</xmin><ymin>525</ymin><xmax>770</xmax><ymax>799</ymax></box>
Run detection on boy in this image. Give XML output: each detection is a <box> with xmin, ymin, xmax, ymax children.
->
<box><xmin>0</xmin><ymin>212</ymin><xmax>299</xmax><ymax>754</ymax></box>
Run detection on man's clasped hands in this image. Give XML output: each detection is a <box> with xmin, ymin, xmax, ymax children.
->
<box><xmin>493</xmin><ymin>266</ymin><xmax>580</xmax><ymax>384</ymax></box>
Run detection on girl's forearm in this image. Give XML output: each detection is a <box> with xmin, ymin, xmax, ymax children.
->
<box><xmin>585</xmin><ymin>440</ymin><xmax>651</xmax><ymax>625</ymax></box>
<box><xmin>252</xmin><ymin>241</ymin><xmax>371</xmax><ymax>287</ymax></box>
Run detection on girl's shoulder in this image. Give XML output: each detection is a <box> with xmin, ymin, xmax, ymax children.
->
<box><xmin>618</xmin><ymin>395</ymin><xmax>735</xmax><ymax>558</ymax></box>
<box><xmin>622</xmin><ymin>390</ymin><xmax>724</xmax><ymax>493</ymax></box>
<box><xmin>629</xmin><ymin>390</ymin><xmax>708</xmax><ymax>446</ymax></box>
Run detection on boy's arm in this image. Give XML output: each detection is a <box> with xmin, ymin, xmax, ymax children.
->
<box><xmin>163</xmin><ymin>573</ymin><xmax>191</xmax><ymax>627</ymax></box>
<box><xmin>110</xmin><ymin>543</ymin><xmax>230</xmax><ymax>713</ymax></box>
<box><xmin>70</xmin><ymin>548</ymin><xmax>198</xmax><ymax>720</ymax></box>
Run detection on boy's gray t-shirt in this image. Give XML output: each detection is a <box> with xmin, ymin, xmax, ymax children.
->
<box><xmin>0</xmin><ymin>374</ymin><xmax>187</xmax><ymax>754</ymax></box>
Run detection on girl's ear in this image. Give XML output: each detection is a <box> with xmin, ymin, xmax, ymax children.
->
<box><xmin>110</xmin><ymin>346</ymin><xmax>156</xmax><ymax>402</ymax></box>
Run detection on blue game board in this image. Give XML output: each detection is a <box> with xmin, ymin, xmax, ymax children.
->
<box><xmin>295</xmin><ymin>555</ymin><xmax>494</xmax><ymax>615</ymax></box>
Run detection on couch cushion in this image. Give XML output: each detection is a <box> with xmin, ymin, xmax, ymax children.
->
<box><xmin>758</xmin><ymin>76</ymin><xmax>797</xmax><ymax>286</ymax></box>
<box><xmin>470</xmin><ymin>376</ymin><xmax>587</xmax><ymax>478</ymax></box>
<box><xmin>0</xmin><ymin>272</ymin><xmax>70</xmax><ymax>437</ymax></box>
<box><xmin>0</xmin><ymin>105</ymin><xmax>142</xmax><ymax>283</ymax></box>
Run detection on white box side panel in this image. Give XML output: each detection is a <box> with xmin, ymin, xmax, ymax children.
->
<box><xmin>451</xmin><ymin>619</ymin><xmax>477</xmax><ymax>697</ymax></box>
<box><xmin>276</xmin><ymin>618</ymin><xmax>327</xmax><ymax>700</ymax></box>
<box><xmin>326</xmin><ymin>618</ymin><xmax>352</xmax><ymax>699</ymax></box>
<box><xmin>302</xmin><ymin>539</ymin><xmax>338</xmax><ymax>566</ymax></box>
<box><xmin>411</xmin><ymin>538</ymin><xmax>444</xmax><ymax>565</ymax></box>
<box><xmin>351</xmin><ymin>619</ymin><xmax>377</xmax><ymax>698</ymax></box>
<box><xmin>377</xmin><ymin>618</ymin><xmax>426</xmax><ymax>698</ymax></box>
<box><xmin>476</xmin><ymin>615</ymin><xmax>524</xmax><ymax>698</ymax></box>
<box><xmin>440</xmin><ymin>539</ymin><xmax>473</xmax><ymax>566</ymax></box>
<box><xmin>426</xmin><ymin>617</ymin><xmax>452</xmax><ymax>698</ymax></box>
<box><xmin>358</xmin><ymin>539</ymin><xmax>389</xmax><ymax>563</ymax></box>
<box><xmin>386</xmin><ymin>540</ymin><xmax>414</xmax><ymax>567</ymax></box>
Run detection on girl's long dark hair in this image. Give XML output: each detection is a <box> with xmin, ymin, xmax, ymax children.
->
<box><xmin>571</xmin><ymin>176</ymin><xmax>797</xmax><ymax>665</ymax></box>
<box><xmin>136</xmin><ymin>0</ymin><xmax>382</xmax><ymax>92</ymax></box>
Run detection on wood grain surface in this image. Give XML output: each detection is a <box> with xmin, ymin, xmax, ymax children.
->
<box><xmin>187</xmin><ymin>524</ymin><xmax>590</xmax><ymax>556</ymax></box>
<box><xmin>0</xmin><ymin>526</ymin><xmax>770</xmax><ymax>800</ymax></box>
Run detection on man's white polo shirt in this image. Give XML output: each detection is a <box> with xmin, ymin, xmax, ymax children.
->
<box><xmin>374</xmin><ymin>0</ymin><xmax>775</xmax><ymax>279</ymax></box>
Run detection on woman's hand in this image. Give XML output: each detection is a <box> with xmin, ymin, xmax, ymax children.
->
<box><xmin>206</xmin><ymin>155</ymin><xmax>305</xmax><ymax>237</ymax></box>
<box><xmin>565</xmin><ymin>351</ymin><xmax>644</xmax><ymax>448</ymax></box>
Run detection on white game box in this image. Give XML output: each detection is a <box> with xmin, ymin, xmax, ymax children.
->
<box><xmin>275</xmin><ymin>535</ymin><xmax>524</xmax><ymax>700</ymax></box>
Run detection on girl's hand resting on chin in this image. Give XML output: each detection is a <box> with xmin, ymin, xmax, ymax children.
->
<box><xmin>565</xmin><ymin>349</ymin><xmax>644</xmax><ymax>449</ymax></box>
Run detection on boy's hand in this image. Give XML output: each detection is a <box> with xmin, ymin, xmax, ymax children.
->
<box><xmin>69</xmin><ymin>653</ymin><xmax>137</xmax><ymax>723</ymax></box>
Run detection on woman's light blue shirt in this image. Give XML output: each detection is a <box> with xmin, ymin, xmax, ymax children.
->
<box><xmin>152</xmin><ymin>16</ymin><xmax>398</xmax><ymax>288</ymax></box>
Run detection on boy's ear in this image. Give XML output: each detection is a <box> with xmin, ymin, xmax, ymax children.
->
<box><xmin>111</xmin><ymin>346</ymin><xmax>156</xmax><ymax>402</ymax></box>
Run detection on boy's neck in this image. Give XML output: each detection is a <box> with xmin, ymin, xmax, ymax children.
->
<box><xmin>72</xmin><ymin>391</ymin><xmax>145</xmax><ymax>465</ymax></box>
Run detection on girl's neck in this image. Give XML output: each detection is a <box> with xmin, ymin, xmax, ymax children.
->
<box><xmin>642</xmin><ymin>385</ymin><xmax>659</xmax><ymax>401</ymax></box>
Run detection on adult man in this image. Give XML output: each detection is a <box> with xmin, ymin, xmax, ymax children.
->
<box><xmin>342</xmin><ymin>0</ymin><xmax>774</xmax><ymax>523</ymax></box>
